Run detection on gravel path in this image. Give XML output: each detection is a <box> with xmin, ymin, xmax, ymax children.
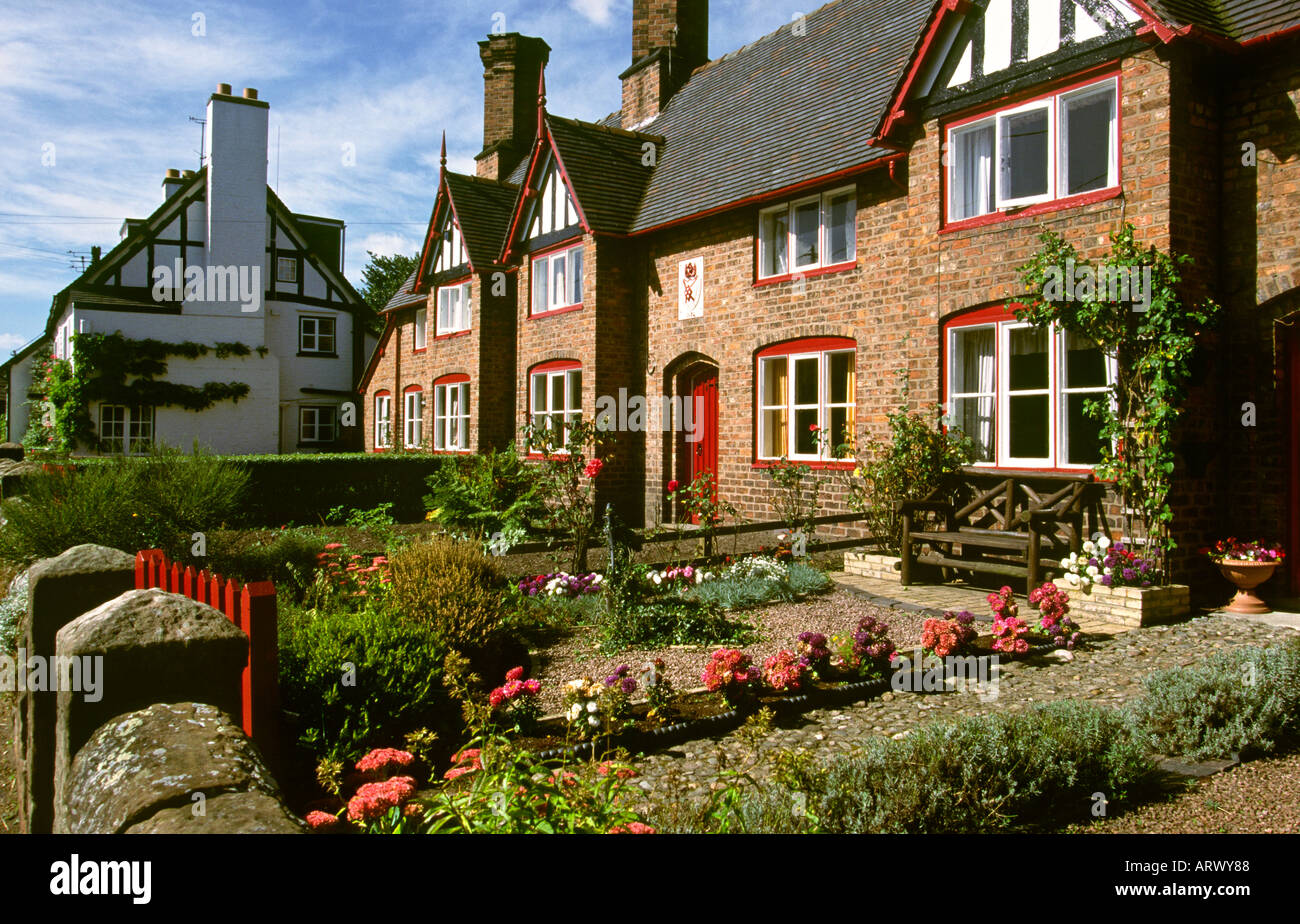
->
<box><xmin>531</xmin><ymin>590</ymin><xmax>927</xmax><ymax>713</ymax></box>
<box><xmin>619</xmin><ymin>615</ymin><xmax>1299</xmax><ymax>809</ymax></box>
<box><xmin>1070</xmin><ymin>750</ymin><xmax>1300</xmax><ymax>834</ymax></box>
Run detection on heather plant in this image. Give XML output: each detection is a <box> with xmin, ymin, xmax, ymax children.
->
<box><xmin>1128</xmin><ymin>642</ymin><xmax>1300</xmax><ymax>761</ymax></box>
<box><xmin>386</xmin><ymin>537</ymin><xmax>506</xmax><ymax>653</ymax></box>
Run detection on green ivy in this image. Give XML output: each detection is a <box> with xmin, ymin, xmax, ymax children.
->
<box><xmin>1016</xmin><ymin>223</ymin><xmax>1220</xmax><ymax>581</ymax></box>
<box><xmin>46</xmin><ymin>332</ymin><xmax>253</xmax><ymax>452</ymax></box>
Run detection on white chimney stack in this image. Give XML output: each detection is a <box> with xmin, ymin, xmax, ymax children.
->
<box><xmin>203</xmin><ymin>81</ymin><xmax>269</xmax><ymax>312</ymax></box>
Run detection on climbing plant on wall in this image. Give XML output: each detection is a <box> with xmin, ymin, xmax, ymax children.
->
<box><xmin>1016</xmin><ymin>223</ymin><xmax>1220</xmax><ymax>582</ymax></box>
<box><xmin>46</xmin><ymin>332</ymin><xmax>253</xmax><ymax>451</ymax></box>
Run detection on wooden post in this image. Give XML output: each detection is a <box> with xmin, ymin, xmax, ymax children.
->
<box><xmin>1027</xmin><ymin>516</ymin><xmax>1042</xmax><ymax>595</ymax></box>
<box><xmin>223</xmin><ymin>579</ymin><xmax>240</xmax><ymax>627</ymax></box>
<box><xmin>900</xmin><ymin>506</ymin><xmax>913</xmax><ymax>586</ymax></box>
<box><xmin>169</xmin><ymin>561</ymin><xmax>183</xmax><ymax>594</ymax></box>
<box><xmin>196</xmin><ymin>570</ymin><xmax>211</xmax><ymax>605</ymax></box>
<box><xmin>208</xmin><ymin>574</ymin><xmax>222</xmax><ymax>609</ymax></box>
<box><xmin>183</xmin><ymin>566</ymin><xmax>196</xmax><ymax>598</ymax></box>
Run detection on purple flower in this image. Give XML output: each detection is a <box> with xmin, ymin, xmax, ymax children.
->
<box><xmin>621</xmin><ymin>677</ymin><xmax>637</xmax><ymax>695</ymax></box>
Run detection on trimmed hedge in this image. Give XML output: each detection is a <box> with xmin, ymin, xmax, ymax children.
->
<box><xmin>73</xmin><ymin>452</ymin><xmax>450</xmax><ymax>526</ymax></box>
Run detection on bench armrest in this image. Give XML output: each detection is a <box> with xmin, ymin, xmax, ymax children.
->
<box><xmin>896</xmin><ymin>499</ymin><xmax>953</xmax><ymax>514</ymax></box>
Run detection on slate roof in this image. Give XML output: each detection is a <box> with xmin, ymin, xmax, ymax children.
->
<box><xmin>544</xmin><ymin>116</ymin><xmax>662</xmax><ymax>234</ymax></box>
<box><xmin>444</xmin><ymin>172</ymin><xmax>519</xmax><ymax>267</ymax></box>
<box><xmin>1145</xmin><ymin>0</ymin><xmax>1300</xmax><ymax>41</ymax></box>
<box><xmin>382</xmin><ymin>268</ymin><xmax>423</xmax><ymax>312</ymax></box>
<box><xmin>629</xmin><ymin>0</ymin><xmax>934</xmax><ymax>232</ymax></box>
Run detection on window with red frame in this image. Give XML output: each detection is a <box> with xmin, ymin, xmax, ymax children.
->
<box><xmin>434</xmin><ymin>376</ymin><xmax>470</xmax><ymax>451</ymax></box>
<box><xmin>529</xmin><ymin>362</ymin><xmax>581</xmax><ymax>449</ymax></box>
<box><xmin>758</xmin><ymin>186</ymin><xmax>856</xmax><ymax>280</ymax></box>
<box><xmin>756</xmin><ymin>339</ymin><xmax>855</xmax><ymax>461</ymax></box>
<box><xmin>946</xmin><ymin>76</ymin><xmax>1117</xmax><ymax>224</ymax></box>
<box><xmin>945</xmin><ymin>310</ymin><xmax>1114</xmax><ymax>469</ymax></box>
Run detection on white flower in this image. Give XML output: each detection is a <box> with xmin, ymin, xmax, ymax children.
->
<box><xmin>652</xmin><ymin>573</ymin><xmax>663</xmax><ymax>585</ymax></box>
<box><xmin>567</xmin><ymin>704</ymin><xmax>582</xmax><ymax>721</ymax></box>
<box><xmin>1098</xmin><ymin>536</ymin><xmax>1111</xmax><ymax>550</ymax></box>
<box><xmin>1083</xmin><ymin>541</ymin><xmax>1096</xmax><ymax>554</ymax></box>
<box><xmin>1087</xmin><ymin>565</ymin><xmax>1100</xmax><ymax>577</ymax></box>
<box><xmin>586</xmin><ymin>701</ymin><xmax>598</xmax><ymax>713</ymax></box>
<box><xmin>567</xmin><ymin>679</ymin><xmax>585</xmax><ymax>691</ymax></box>
<box><xmin>588</xmin><ymin>716</ymin><xmax>599</xmax><ymax>727</ymax></box>
<box><xmin>695</xmin><ymin>571</ymin><xmax>704</xmax><ymax>584</ymax></box>
<box><xmin>1066</xmin><ymin>574</ymin><xmax>1080</xmax><ymax>587</ymax></box>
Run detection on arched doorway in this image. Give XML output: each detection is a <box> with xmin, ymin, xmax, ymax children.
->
<box><xmin>667</xmin><ymin>357</ymin><xmax>719</xmax><ymax>523</ymax></box>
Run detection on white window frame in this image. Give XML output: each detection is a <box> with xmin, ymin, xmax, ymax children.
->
<box><xmin>947</xmin><ymin>319</ymin><xmax>1117</xmax><ymax>470</ymax></box>
<box><xmin>996</xmin><ymin>98</ymin><xmax>1055</xmax><ymax>210</ymax></box>
<box><xmin>434</xmin><ymin>381</ymin><xmax>471</xmax><ymax>452</ymax></box>
<box><xmin>946</xmin><ymin>77</ymin><xmax>1118</xmax><ymax>223</ymax></box>
<box><xmin>404</xmin><ymin>389</ymin><xmax>424</xmax><ymax>449</ymax></box>
<box><xmin>1058</xmin><ymin>79</ymin><xmax>1119</xmax><ymax>199</ymax></box>
<box><xmin>756</xmin><ymin>348</ymin><xmax>856</xmax><ymax>462</ymax></box>
<box><xmin>277</xmin><ymin>255</ymin><xmax>298</xmax><ymax>284</ymax></box>
<box><xmin>529</xmin><ymin>367</ymin><xmax>582</xmax><ymax>450</ymax></box>
<box><xmin>300</xmin><ymin>406</ymin><xmax>337</xmax><ymax>444</ymax></box>
<box><xmin>374</xmin><ymin>394</ymin><xmax>393</xmax><ymax>449</ymax></box>
<box><xmin>299</xmin><ymin>315</ymin><xmax>337</xmax><ymax>354</ymax></box>
<box><xmin>436</xmin><ymin>281</ymin><xmax>472</xmax><ymax>334</ymax></box>
<box><xmin>414</xmin><ymin>308</ymin><xmax>427</xmax><ymax>350</ymax></box>
<box><xmin>757</xmin><ymin>186</ymin><xmax>857</xmax><ymax>281</ymax></box>
<box><xmin>946</xmin><ymin>324</ymin><xmax>998</xmax><ymax>463</ymax></box>
<box><xmin>530</xmin><ymin>244</ymin><xmax>584</xmax><ymax>315</ymax></box>
<box><xmin>99</xmin><ymin>404</ymin><xmax>154</xmax><ymax>455</ymax></box>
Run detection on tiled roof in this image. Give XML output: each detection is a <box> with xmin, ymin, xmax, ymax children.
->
<box><xmin>1145</xmin><ymin>0</ymin><xmax>1300</xmax><ymax>41</ymax></box>
<box><xmin>629</xmin><ymin>0</ymin><xmax>933</xmax><ymax>232</ymax></box>
<box><xmin>545</xmin><ymin>116</ymin><xmax>661</xmax><ymax>233</ymax></box>
<box><xmin>382</xmin><ymin>268</ymin><xmax>423</xmax><ymax>312</ymax></box>
<box><xmin>444</xmin><ymin>172</ymin><xmax>519</xmax><ymax>267</ymax></box>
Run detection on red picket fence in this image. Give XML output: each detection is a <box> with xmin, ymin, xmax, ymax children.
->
<box><xmin>134</xmin><ymin>550</ymin><xmax>280</xmax><ymax>757</ymax></box>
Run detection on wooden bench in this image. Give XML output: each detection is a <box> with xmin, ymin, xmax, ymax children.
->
<box><xmin>898</xmin><ymin>467</ymin><xmax>1102</xmax><ymax>595</ymax></box>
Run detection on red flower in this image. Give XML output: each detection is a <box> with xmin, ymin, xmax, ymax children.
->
<box><xmin>346</xmin><ymin>777</ymin><xmax>417</xmax><ymax>823</ymax></box>
<box><xmin>305</xmin><ymin>810</ymin><xmax>344</xmax><ymax>832</ymax></box>
<box><xmin>355</xmin><ymin>747</ymin><xmax>416</xmax><ymax>778</ymax></box>
<box><xmin>609</xmin><ymin>822</ymin><xmax>656</xmax><ymax>834</ymax></box>
<box><xmin>666</xmin><ymin>480</ymin><xmax>680</xmax><ymax>493</ymax></box>
<box><xmin>584</xmin><ymin>458</ymin><xmax>604</xmax><ymax>479</ymax></box>
<box><xmin>505</xmin><ymin>666</ymin><xmax>525</xmax><ymax>682</ymax></box>
<box><xmin>809</xmin><ymin>424</ymin><xmax>820</xmax><ymax>432</ymax></box>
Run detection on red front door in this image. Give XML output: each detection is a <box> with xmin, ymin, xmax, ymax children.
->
<box><xmin>689</xmin><ymin>369</ymin><xmax>718</xmax><ymax>487</ymax></box>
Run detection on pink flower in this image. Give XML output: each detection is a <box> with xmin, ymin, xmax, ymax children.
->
<box><xmin>355</xmin><ymin>747</ymin><xmax>416</xmax><ymax>778</ymax></box>
<box><xmin>505</xmin><ymin>666</ymin><xmax>525</xmax><ymax>682</ymax></box>
<box><xmin>324</xmin><ymin>543</ymin><xmax>344</xmax><ymax>551</ymax></box>
<box><xmin>609</xmin><ymin>822</ymin><xmax>656</xmax><ymax>834</ymax></box>
<box><xmin>347</xmin><ymin>777</ymin><xmax>417</xmax><ymax>823</ymax></box>
<box><xmin>305</xmin><ymin>810</ymin><xmax>344</xmax><ymax>832</ymax></box>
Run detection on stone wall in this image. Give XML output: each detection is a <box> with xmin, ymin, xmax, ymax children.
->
<box><xmin>11</xmin><ymin>545</ymin><xmax>302</xmax><ymax>834</ymax></box>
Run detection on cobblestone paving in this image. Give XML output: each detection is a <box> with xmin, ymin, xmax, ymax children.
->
<box><xmin>625</xmin><ymin>614</ymin><xmax>1299</xmax><ymax>800</ymax></box>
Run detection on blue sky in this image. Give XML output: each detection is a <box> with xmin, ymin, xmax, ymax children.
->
<box><xmin>0</xmin><ymin>0</ymin><xmax>782</xmax><ymax>354</ymax></box>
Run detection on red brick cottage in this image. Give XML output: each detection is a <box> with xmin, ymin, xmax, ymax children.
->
<box><xmin>360</xmin><ymin>0</ymin><xmax>1300</xmax><ymax>596</ymax></box>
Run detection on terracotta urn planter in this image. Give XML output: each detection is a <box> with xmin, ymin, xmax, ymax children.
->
<box><xmin>1216</xmin><ymin>560</ymin><xmax>1281</xmax><ymax>615</ymax></box>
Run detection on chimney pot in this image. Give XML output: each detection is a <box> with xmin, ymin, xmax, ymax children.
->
<box><xmin>165</xmin><ymin>168</ymin><xmax>181</xmax><ymax>178</ymax></box>
<box><xmin>243</xmin><ymin>87</ymin><xmax>258</xmax><ymax>100</ymax></box>
<box><xmin>181</xmin><ymin>170</ymin><xmax>196</xmax><ymax>178</ymax></box>
<box><xmin>217</xmin><ymin>82</ymin><xmax>232</xmax><ymax>95</ymax></box>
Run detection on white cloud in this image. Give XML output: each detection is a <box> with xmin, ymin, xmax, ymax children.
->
<box><xmin>569</xmin><ymin>0</ymin><xmax>622</xmax><ymax>26</ymax></box>
<box><xmin>0</xmin><ymin>332</ymin><xmax>33</xmax><ymax>354</ymax></box>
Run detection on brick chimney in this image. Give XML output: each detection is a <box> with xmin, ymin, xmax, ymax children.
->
<box><xmin>621</xmin><ymin>0</ymin><xmax>708</xmax><ymax>129</ymax></box>
<box><xmin>476</xmin><ymin>33</ymin><xmax>551</xmax><ymax>180</ymax></box>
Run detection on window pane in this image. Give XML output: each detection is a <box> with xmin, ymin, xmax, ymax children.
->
<box><xmin>532</xmin><ymin>257</ymin><xmax>548</xmax><ymax>312</ymax></box>
<box><xmin>794</xmin><ymin>201</ymin><xmax>819</xmax><ymax>268</ymax></box>
<box><xmin>795</xmin><ymin>409</ymin><xmax>819</xmax><ymax>454</ymax></box>
<box><xmin>569</xmin><ymin>247</ymin><xmax>583</xmax><ymax>305</ymax></box>
<box><xmin>1064</xmin><ymin>89</ymin><xmax>1113</xmax><ymax>195</ymax></box>
<box><xmin>828</xmin><ymin>351</ymin><xmax>854</xmax><ymax>404</ymax></box>
<box><xmin>828</xmin><ymin>194</ymin><xmax>855</xmax><ymax>264</ymax></box>
<box><xmin>951</xmin><ymin>327</ymin><xmax>995</xmax><ymax>394</ymax></box>
<box><xmin>761</xmin><ymin>358</ymin><xmax>787</xmax><ymax>407</ymax></box>
<box><xmin>829</xmin><ymin>405</ymin><xmax>855</xmax><ymax>457</ymax></box>
<box><xmin>1009</xmin><ymin>394</ymin><xmax>1050</xmax><ymax>459</ymax></box>
<box><xmin>761</xmin><ymin>409</ymin><xmax>787</xmax><ymax>458</ymax></box>
<box><xmin>953</xmin><ymin>397</ymin><xmax>994</xmax><ymax>462</ymax></box>
<box><xmin>1064</xmin><ymin>330</ymin><xmax>1107</xmax><ymax>389</ymax></box>
<box><xmin>550</xmin><ymin>374</ymin><xmax>565</xmax><ymax>419</ymax></box>
<box><xmin>1008</xmin><ymin>327</ymin><xmax>1049</xmax><ymax>391</ymax></box>
<box><xmin>1002</xmin><ymin>108</ymin><xmax>1049</xmax><ymax>201</ymax></box>
<box><xmin>762</xmin><ymin>211</ymin><xmax>788</xmax><ymax>276</ymax></box>
<box><xmin>552</xmin><ymin>254</ymin><xmax>567</xmax><ymax>307</ymax></box>
<box><xmin>566</xmin><ymin>370</ymin><xmax>582</xmax><ymax>413</ymax></box>
<box><xmin>793</xmin><ymin>356</ymin><xmax>819</xmax><ymax>405</ymax></box>
<box><xmin>532</xmin><ymin>374</ymin><xmax>548</xmax><ymax>415</ymax></box>
<box><xmin>1065</xmin><ymin>393</ymin><xmax>1105</xmax><ymax>465</ymax></box>
<box><xmin>952</xmin><ymin>123</ymin><xmax>994</xmax><ymax>220</ymax></box>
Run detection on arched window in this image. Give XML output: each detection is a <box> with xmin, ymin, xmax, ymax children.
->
<box><xmin>374</xmin><ymin>391</ymin><xmax>392</xmax><ymax>449</ymax></box>
<box><xmin>755</xmin><ymin>338</ymin><xmax>855</xmax><ymax>461</ymax></box>
<box><xmin>433</xmin><ymin>374</ymin><xmax>471</xmax><ymax>452</ymax></box>
<box><xmin>944</xmin><ymin>306</ymin><xmax>1114</xmax><ymax>468</ymax></box>
<box><xmin>403</xmin><ymin>386</ymin><xmax>424</xmax><ymax>449</ymax></box>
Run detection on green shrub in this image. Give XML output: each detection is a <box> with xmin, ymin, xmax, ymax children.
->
<box><xmin>785</xmin><ymin>561</ymin><xmax>831</xmax><ymax>596</ymax></box>
<box><xmin>658</xmin><ymin>701</ymin><xmax>1155</xmax><ymax>834</ymax></box>
<box><xmin>206</xmin><ymin>529</ymin><xmax>326</xmax><ymax>603</ymax></box>
<box><xmin>387</xmin><ymin>538</ymin><xmax>506</xmax><ymax>651</ymax></box>
<box><xmin>682</xmin><ymin>561</ymin><xmax>829</xmax><ymax>611</ymax></box>
<box><xmin>0</xmin><ymin>446</ymin><xmax>248</xmax><ymax>564</ymax></box>
<box><xmin>599</xmin><ymin>597</ymin><xmax>752</xmax><ymax>653</ymax></box>
<box><xmin>278</xmin><ymin>603</ymin><xmax>451</xmax><ymax>762</ymax></box>
<box><xmin>424</xmin><ymin>448</ymin><xmax>545</xmax><ymax>543</ymax></box>
<box><xmin>1128</xmin><ymin>642</ymin><xmax>1300</xmax><ymax>761</ymax></box>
